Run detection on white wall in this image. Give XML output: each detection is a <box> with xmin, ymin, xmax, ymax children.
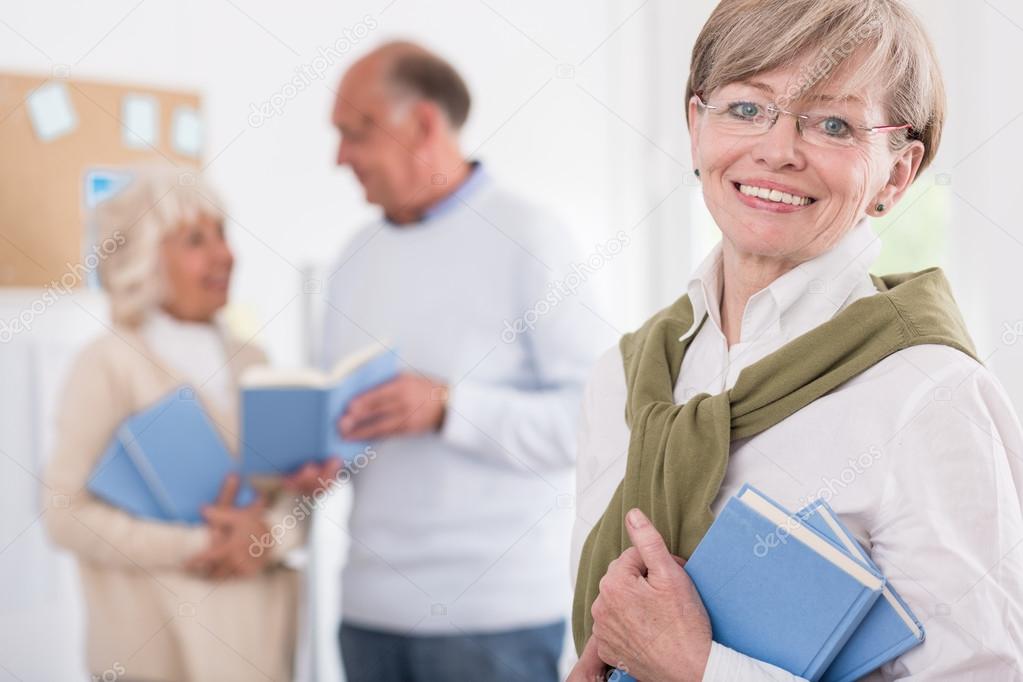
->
<box><xmin>938</xmin><ymin>0</ymin><xmax>1023</xmax><ymax>407</ymax></box>
<box><xmin>0</xmin><ymin>290</ymin><xmax>108</xmax><ymax>681</ymax></box>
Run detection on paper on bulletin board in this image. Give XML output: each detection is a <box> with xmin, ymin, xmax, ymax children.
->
<box><xmin>83</xmin><ymin>168</ymin><xmax>135</xmax><ymax>289</ymax></box>
<box><xmin>171</xmin><ymin>106</ymin><xmax>201</xmax><ymax>157</ymax></box>
<box><xmin>0</xmin><ymin>71</ymin><xmax>202</xmax><ymax>287</ymax></box>
<box><xmin>122</xmin><ymin>94</ymin><xmax>159</xmax><ymax>149</ymax></box>
<box><xmin>26</xmin><ymin>82</ymin><xmax>78</xmax><ymax>142</ymax></box>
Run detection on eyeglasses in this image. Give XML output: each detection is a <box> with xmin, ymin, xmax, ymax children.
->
<box><xmin>695</xmin><ymin>91</ymin><xmax>911</xmax><ymax>149</ymax></box>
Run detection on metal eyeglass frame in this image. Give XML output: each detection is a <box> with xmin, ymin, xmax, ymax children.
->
<box><xmin>694</xmin><ymin>91</ymin><xmax>913</xmax><ymax>139</ymax></box>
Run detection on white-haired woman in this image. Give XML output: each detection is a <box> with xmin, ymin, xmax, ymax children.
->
<box><xmin>44</xmin><ymin>170</ymin><xmax>315</xmax><ymax>681</ymax></box>
<box><xmin>570</xmin><ymin>0</ymin><xmax>1023</xmax><ymax>680</ymax></box>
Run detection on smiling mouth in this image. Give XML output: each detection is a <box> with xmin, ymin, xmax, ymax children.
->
<box><xmin>732</xmin><ymin>182</ymin><xmax>817</xmax><ymax>207</ymax></box>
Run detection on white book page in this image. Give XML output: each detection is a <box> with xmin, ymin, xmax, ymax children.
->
<box><xmin>738</xmin><ymin>488</ymin><xmax>884</xmax><ymax>590</ymax></box>
<box><xmin>239</xmin><ymin>342</ymin><xmax>390</xmax><ymax>389</ymax></box>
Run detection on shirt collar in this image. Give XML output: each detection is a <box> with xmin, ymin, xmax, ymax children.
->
<box><xmin>679</xmin><ymin>220</ymin><xmax>881</xmax><ymax>343</ymax></box>
<box><xmin>419</xmin><ymin>160</ymin><xmax>488</xmax><ymax>223</ymax></box>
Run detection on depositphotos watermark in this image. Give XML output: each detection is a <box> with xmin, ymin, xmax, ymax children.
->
<box><xmin>248</xmin><ymin>15</ymin><xmax>378</xmax><ymax>128</ymax></box>
<box><xmin>799</xmin><ymin>445</ymin><xmax>884</xmax><ymax>508</ymax></box>
<box><xmin>1002</xmin><ymin>321</ymin><xmax>1023</xmax><ymax>346</ymax></box>
<box><xmin>776</xmin><ymin>20</ymin><xmax>881</xmax><ymax>109</ymax></box>
<box><xmin>248</xmin><ymin>447</ymin><xmax>377</xmax><ymax>557</ymax></box>
<box><xmin>0</xmin><ymin>232</ymin><xmax>125</xmax><ymax>344</ymax></box>
<box><xmin>91</xmin><ymin>662</ymin><xmax>126</xmax><ymax>682</ymax></box>
<box><xmin>753</xmin><ymin>445</ymin><xmax>884</xmax><ymax>558</ymax></box>
<box><xmin>501</xmin><ymin>230</ymin><xmax>631</xmax><ymax>343</ymax></box>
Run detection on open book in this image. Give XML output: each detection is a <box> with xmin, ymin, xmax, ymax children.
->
<box><xmin>239</xmin><ymin>344</ymin><xmax>399</xmax><ymax>475</ymax></box>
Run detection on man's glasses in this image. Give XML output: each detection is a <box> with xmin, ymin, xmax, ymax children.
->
<box><xmin>695</xmin><ymin>91</ymin><xmax>911</xmax><ymax>150</ymax></box>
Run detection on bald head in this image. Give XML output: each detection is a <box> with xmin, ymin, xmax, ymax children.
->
<box><xmin>332</xmin><ymin>41</ymin><xmax>472</xmax><ymax>222</ymax></box>
<box><xmin>343</xmin><ymin>41</ymin><xmax>471</xmax><ymax>130</ymax></box>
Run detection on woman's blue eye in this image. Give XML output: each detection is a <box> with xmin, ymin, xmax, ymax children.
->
<box><xmin>729</xmin><ymin>102</ymin><xmax>761</xmax><ymax>119</ymax></box>
<box><xmin>820</xmin><ymin>116</ymin><xmax>851</xmax><ymax>137</ymax></box>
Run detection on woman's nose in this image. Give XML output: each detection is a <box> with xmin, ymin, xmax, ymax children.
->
<box><xmin>751</xmin><ymin>114</ymin><xmax>806</xmax><ymax>171</ymax></box>
<box><xmin>215</xmin><ymin>239</ymin><xmax>234</xmax><ymax>267</ymax></box>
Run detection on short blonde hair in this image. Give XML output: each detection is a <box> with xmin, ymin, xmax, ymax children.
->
<box><xmin>685</xmin><ymin>0</ymin><xmax>945</xmax><ymax>175</ymax></box>
<box><xmin>94</xmin><ymin>168</ymin><xmax>225</xmax><ymax>327</ymax></box>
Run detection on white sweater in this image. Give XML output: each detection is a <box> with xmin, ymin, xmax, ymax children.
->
<box><xmin>323</xmin><ymin>166</ymin><xmax>610</xmax><ymax>634</ymax></box>
<box><xmin>43</xmin><ymin>323</ymin><xmax>302</xmax><ymax>681</ymax></box>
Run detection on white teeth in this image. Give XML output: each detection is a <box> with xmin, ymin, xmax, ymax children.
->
<box><xmin>738</xmin><ymin>183</ymin><xmax>813</xmax><ymax>206</ymax></box>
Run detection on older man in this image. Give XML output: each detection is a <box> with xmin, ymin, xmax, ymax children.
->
<box><xmin>321</xmin><ymin>41</ymin><xmax>606</xmax><ymax>681</ymax></box>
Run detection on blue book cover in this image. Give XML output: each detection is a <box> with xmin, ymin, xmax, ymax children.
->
<box><xmin>797</xmin><ymin>500</ymin><xmax>925</xmax><ymax>682</ymax></box>
<box><xmin>612</xmin><ymin>485</ymin><xmax>884</xmax><ymax>682</ymax></box>
<box><xmin>240</xmin><ymin>345</ymin><xmax>399</xmax><ymax>475</ymax></box>
<box><xmin>683</xmin><ymin>484</ymin><xmax>884</xmax><ymax>680</ymax></box>
<box><xmin>88</xmin><ymin>388</ymin><xmax>255</xmax><ymax>524</ymax></box>
<box><xmin>88</xmin><ymin>437</ymin><xmax>168</xmax><ymax>520</ymax></box>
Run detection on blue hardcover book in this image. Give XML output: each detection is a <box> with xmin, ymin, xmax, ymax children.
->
<box><xmin>88</xmin><ymin>388</ymin><xmax>255</xmax><ymax>524</ymax></box>
<box><xmin>239</xmin><ymin>345</ymin><xmax>399</xmax><ymax>475</ymax></box>
<box><xmin>89</xmin><ymin>437</ymin><xmax>168</xmax><ymax>520</ymax></box>
<box><xmin>608</xmin><ymin>484</ymin><xmax>887</xmax><ymax>682</ymax></box>
<box><xmin>682</xmin><ymin>484</ymin><xmax>884</xmax><ymax>680</ymax></box>
<box><xmin>797</xmin><ymin>500</ymin><xmax>925</xmax><ymax>682</ymax></box>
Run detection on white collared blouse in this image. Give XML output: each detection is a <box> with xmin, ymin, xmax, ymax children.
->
<box><xmin>571</xmin><ymin>222</ymin><xmax>1023</xmax><ymax>680</ymax></box>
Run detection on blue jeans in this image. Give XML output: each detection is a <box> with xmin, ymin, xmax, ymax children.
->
<box><xmin>339</xmin><ymin>619</ymin><xmax>565</xmax><ymax>682</ymax></box>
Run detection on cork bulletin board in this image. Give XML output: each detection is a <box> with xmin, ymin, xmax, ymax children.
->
<box><xmin>0</xmin><ymin>72</ymin><xmax>202</xmax><ymax>287</ymax></box>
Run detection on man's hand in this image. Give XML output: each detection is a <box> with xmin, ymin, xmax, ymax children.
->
<box><xmin>337</xmin><ymin>372</ymin><xmax>447</xmax><ymax>441</ymax></box>
<box><xmin>586</xmin><ymin>508</ymin><xmax>712</xmax><ymax>682</ymax></box>
<box><xmin>185</xmin><ymin>475</ymin><xmax>271</xmax><ymax>580</ymax></box>
<box><xmin>282</xmin><ymin>457</ymin><xmax>344</xmax><ymax>497</ymax></box>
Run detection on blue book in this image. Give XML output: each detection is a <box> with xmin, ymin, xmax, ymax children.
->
<box><xmin>797</xmin><ymin>500</ymin><xmax>925</xmax><ymax>682</ymax></box>
<box><xmin>683</xmin><ymin>485</ymin><xmax>884</xmax><ymax>680</ymax></box>
<box><xmin>239</xmin><ymin>345</ymin><xmax>399</xmax><ymax>475</ymax></box>
<box><xmin>612</xmin><ymin>485</ymin><xmax>885</xmax><ymax>682</ymax></box>
<box><xmin>88</xmin><ymin>387</ymin><xmax>255</xmax><ymax>524</ymax></box>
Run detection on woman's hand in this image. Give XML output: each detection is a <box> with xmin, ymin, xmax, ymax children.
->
<box><xmin>580</xmin><ymin>508</ymin><xmax>713</xmax><ymax>682</ymax></box>
<box><xmin>282</xmin><ymin>457</ymin><xmax>344</xmax><ymax>497</ymax></box>
<box><xmin>566</xmin><ymin>635</ymin><xmax>609</xmax><ymax>681</ymax></box>
<box><xmin>185</xmin><ymin>475</ymin><xmax>270</xmax><ymax>580</ymax></box>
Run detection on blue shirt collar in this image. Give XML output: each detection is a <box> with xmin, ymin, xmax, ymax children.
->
<box><xmin>419</xmin><ymin>161</ymin><xmax>488</xmax><ymax>223</ymax></box>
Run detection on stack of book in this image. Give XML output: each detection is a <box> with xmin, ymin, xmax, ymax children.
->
<box><xmin>611</xmin><ymin>484</ymin><xmax>924</xmax><ymax>682</ymax></box>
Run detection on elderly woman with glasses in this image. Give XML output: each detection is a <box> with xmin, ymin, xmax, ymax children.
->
<box><xmin>569</xmin><ymin>0</ymin><xmax>1023</xmax><ymax>680</ymax></box>
<box><xmin>43</xmin><ymin>170</ymin><xmax>333</xmax><ymax>682</ymax></box>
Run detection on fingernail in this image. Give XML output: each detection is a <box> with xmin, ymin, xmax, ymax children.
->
<box><xmin>627</xmin><ymin>508</ymin><xmax>646</xmax><ymax>528</ymax></box>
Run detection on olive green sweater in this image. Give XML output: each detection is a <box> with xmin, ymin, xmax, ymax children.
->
<box><xmin>573</xmin><ymin>268</ymin><xmax>977</xmax><ymax>653</ymax></box>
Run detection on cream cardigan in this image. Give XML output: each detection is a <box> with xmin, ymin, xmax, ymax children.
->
<box><xmin>44</xmin><ymin>325</ymin><xmax>305</xmax><ymax>682</ymax></box>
